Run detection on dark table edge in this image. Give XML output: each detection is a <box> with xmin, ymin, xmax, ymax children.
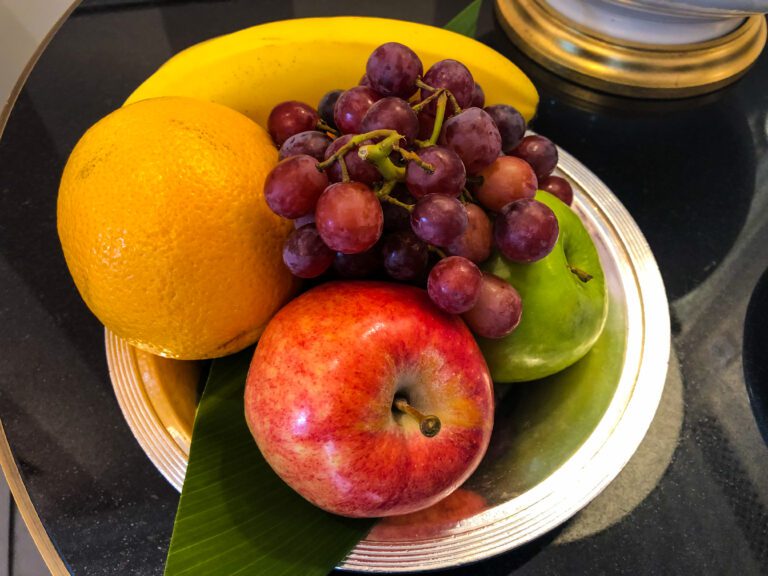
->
<box><xmin>0</xmin><ymin>1</ymin><xmax>81</xmax><ymax>574</ymax></box>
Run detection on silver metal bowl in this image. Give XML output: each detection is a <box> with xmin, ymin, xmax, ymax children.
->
<box><xmin>107</xmin><ymin>145</ymin><xmax>670</xmax><ymax>571</ymax></box>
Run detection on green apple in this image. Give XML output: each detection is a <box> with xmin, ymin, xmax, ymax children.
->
<box><xmin>480</xmin><ymin>190</ymin><xmax>608</xmax><ymax>382</ymax></box>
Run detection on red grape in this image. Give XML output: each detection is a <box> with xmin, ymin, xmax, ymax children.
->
<box><xmin>366</xmin><ymin>42</ymin><xmax>423</xmax><ymax>98</ymax></box>
<box><xmin>318</xmin><ymin>90</ymin><xmax>343</xmax><ymax>129</ymax></box>
<box><xmin>279</xmin><ymin>130</ymin><xmax>332</xmax><ymax>162</ymax></box>
<box><xmin>475</xmin><ymin>156</ymin><xmax>537</xmax><ymax>212</ymax></box>
<box><xmin>471</xmin><ymin>83</ymin><xmax>485</xmax><ymax>108</ymax></box>
<box><xmin>282</xmin><ymin>225</ymin><xmax>334</xmax><ymax>278</ymax></box>
<box><xmin>427</xmin><ymin>256</ymin><xmax>482</xmax><ymax>314</ymax></box>
<box><xmin>494</xmin><ymin>199</ymin><xmax>559</xmax><ymax>263</ymax></box>
<box><xmin>422</xmin><ymin>59</ymin><xmax>474</xmax><ymax>110</ymax></box>
<box><xmin>315</xmin><ymin>182</ymin><xmax>383</xmax><ymax>254</ymax></box>
<box><xmin>405</xmin><ymin>146</ymin><xmax>466</xmax><ymax>199</ymax></box>
<box><xmin>462</xmin><ymin>273</ymin><xmax>522</xmax><ymax>338</ymax></box>
<box><xmin>484</xmin><ymin>105</ymin><xmax>526</xmax><ymax>153</ymax></box>
<box><xmin>361</xmin><ymin>97</ymin><xmax>419</xmax><ymax>143</ymax></box>
<box><xmin>334</xmin><ymin>86</ymin><xmax>381</xmax><ymax>134</ymax></box>
<box><xmin>539</xmin><ymin>175</ymin><xmax>574</xmax><ymax>206</ymax></box>
<box><xmin>381</xmin><ymin>230</ymin><xmax>429</xmax><ymax>280</ymax></box>
<box><xmin>446</xmin><ymin>203</ymin><xmax>493</xmax><ymax>264</ymax></box>
<box><xmin>264</xmin><ymin>155</ymin><xmax>328</xmax><ymax>218</ymax></box>
<box><xmin>410</xmin><ymin>194</ymin><xmax>468</xmax><ymax>247</ymax></box>
<box><xmin>510</xmin><ymin>135</ymin><xmax>558</xmax><ymax>180</ymax></box>
<box><xmin>440</xmin><ymin>107</ymin><xmax>501</xmax><ymax>174</ymax></box>
<box><xmin>323</xmin><ymin>134</ymin><xmax>380</xmax><ymax>185</ymax></box>
<box><xmin>268</xmin><ymin>101</ymin><xmax>319</xmax><ymax>146</ymax></box>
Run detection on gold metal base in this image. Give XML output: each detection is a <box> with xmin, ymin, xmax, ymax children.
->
<box><xmin>495</xmin><ymin>0</ymin><xmax>767</xmax><ymax>99</ymax></box>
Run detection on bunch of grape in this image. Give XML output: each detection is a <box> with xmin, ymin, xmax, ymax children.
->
<box><xmin>263</xmin><ymin>42</ymin><xmax>574</xmax><ymax>339</ymax></box>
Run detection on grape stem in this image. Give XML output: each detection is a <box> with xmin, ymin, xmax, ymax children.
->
<box><xmin>411</xmin><ymin>87</ymin><xmax>444</xmax><ymax>113</ymax></box>
<box><xmin>395</xmin><ymin>146</ymin><xmax>434</xmax><ymax>173</ymax></box>
<box><xmin>393</xmin><ymin>397</ymin><xmax>441</xmax><ymax>437</ymax></box>
<box><xmin>415</xmin><ymin>79</ymin><xmax>462</xmax><ymax>115</ymax></box>
<box><xmin>339</xmin><ymin>156</ymin><xmax>350</xmax><ymax>183</ymax></box>
<box><xmin>380</xmin><ymin>194</ymin><xmax>414</xmax><ymax>212</ymax></box>
<box><xmin>428</xmin><ymin>245</ymin><xmax>447</xmax><ymax>259</ymax></box>
<box><xmin>316</xmin><ymin>129</ymin><xmax>396</xmax><ymax>172</ymax></box>
<box><xmin>415</xmin><ymin>92</ymin><xmax>447</xmax><ymax>148</ymax></box>
<box><xmin>316</xmin><ymin>120</ymin><xmax>339</xmax><ymax>136</ymax></box>
<box><xmin>375</xmin><ymin>180</ymin><xmax>398</xmax><ymax>198</ymax></box>
<box><xmin>568</xmin><ymin>265</ymin><xmax>593</xmax><ymax>283</ymax></box>
<box><xmin>460</xmin><ymin>186</ymin><xmax>476</xmax><ymax>204</ymax></box>
<box><xmin>358</xmin><ymin>134</ymin><xmax>406</xmax><ymax>182</ymax></box>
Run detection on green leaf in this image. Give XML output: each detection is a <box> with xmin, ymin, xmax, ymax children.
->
<box><xmin>443</xmin><ymin>0</ymin><xmax>482</xmax><ymax>38</ymax></box>
<box><xmin>164</xmin><ymin>349</ymin><xmax>374</xmax><ymax>576</ymax></box>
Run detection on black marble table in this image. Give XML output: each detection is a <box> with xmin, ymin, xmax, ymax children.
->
<box><xmin>1</xmin><ymin>1</ymin><xmax>767</xmax><ymax>574</ymax></box>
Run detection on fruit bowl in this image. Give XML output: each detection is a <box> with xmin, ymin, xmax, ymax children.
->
<box><xmin>107</xmin><ymin>141</ymin><xmax>669</xmax><ymax>571</ymax></box>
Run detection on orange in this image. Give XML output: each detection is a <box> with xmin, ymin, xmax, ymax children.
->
<box><xmin>57</xmin><ymin>96</ymin><xmax>297</xmax><ymax>359</ymax></box>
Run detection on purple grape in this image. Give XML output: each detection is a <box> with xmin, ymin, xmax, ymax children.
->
<box><xmin>279</xmin><ymin>130</ymin><xmax>332</xmax><ymax>161</ymax></box>
<box><xmin>382</xmin><ymin>186</ymin><xmax>415</xmax><ymax>232</ymax></box>
<box><xmin>315</xmin><ymin>182</ymin><xmax>383</xmax><ymax>254</ymax></box>
<box><xmin>416</xmin><ymin>109</ymin><xmax>436</xmax><ymax>140</ymax></box>
<box><xmin>318</xmin><ymin>90</ymin><xmax>343</xmax><ymax>128</ymax></box>
<box><xmin>410</xmin><ymin>194</ymin><xmax>468</xmax><ymax>247</ymax></box>
<box><xmin>422</xmin><ymin>59</ymin><xmax>474</xmax><ymax>110</ymax></box>
<box><xmin>484</xmin><ymin>105</ymin><xmax>526</xmax><ymax>153</ymax></box>
<box><xmin>494</xmin><ymin>199</ymin><xmax>559</xmax><ymax>263</ymax></box>
<box><xmin>264</xmin><ymin>155</ymin><xmax>328</xmax><ymax>218</ymax></box>
<box><xmin>471</xmin><ymin>83</ymin><xmax>485</xmax><ymax>108</ymax></box>
<box><xmin>381</xmin><ymin>230</ymin><xmax>429</xmax><ymax>280</ymax></box>
<box><xmin>361</xmin><ymin>97</ymin><xmax>419</xmax><ymax>143</ymax></box>
<box><xmin>462</xmin><ymin>273</ymin><xmax>523</xmax><ymax>339</ymax></box>
<box><xmin>366</xmin><ymin>42</ymin><xmax>423</xmax><ymax>98</ymax></box>
<box><xmin>333</xmin><ymin>247</ymin><xmax>383</xmax><ymax>278</ymax></box>
<box><xmin>334</xmin><ymin>86</ymin><xmax>381</xmax><ymax>134</ymax></box>
<box><xmin>427</xmin><ymin>256</ymin><xmax>482</xmax><ymax>314</ymax></box>
<box><xmin>359</xmin><ymin>74</ymin><xmax>371</xmax><ymax>86</ymax></box>
<box><xmin>405</xmin><ymin>146</ymin><xmax>466</xmax><ymax>199</ymax></box>
<box><xmin>510</xmin><ymin>135</ymin><xmax>558</xmax><ymax>180</ymax></box>
<box><xmin>440</xmin><ymin>107</ymin><xmax>502</xmax><ymax>174</ymax></box>
<box><xmin>268</xmin><ymin>101</ymin><xmax>319</xmax><ymax>146</ymax></box>
<box><xmin>323</xmin><ymin>134</ymin><xmax>380</xmax><ymax>185</ymax></box>
<box><xmin>539</xmin><ymin>175</ymin><xmax>574</xmax><ymax>206</ymax></box>
<box><xmin>293</xmin><ymin>213</ymin><xmax>316</xmax><ymax>229</ymax></box>
<box><xmin>282</xmin><ymin>225</ymin><xmax>334</xmax><ymax>278</ymax></box>
<box><xmin>446</xmin><ymin>203</ymin><xmax>493</xmax><ymax>264</ymax></box>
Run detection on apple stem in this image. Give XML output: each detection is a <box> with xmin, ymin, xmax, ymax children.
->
<box><xmin>569</xmin><ymin>265</ymin><xmax>593</xmax><ymax>283</ymax></box>
<box><xmin>393</xmin><ymin>397</ymin><xmax>441</xmax><ymax>437</ymax></box>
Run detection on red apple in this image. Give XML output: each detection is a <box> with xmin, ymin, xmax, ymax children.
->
<box><xmin>245</xmin><ymin>281</ymin><xmax>494</xmax><ymax>518</ymax></box>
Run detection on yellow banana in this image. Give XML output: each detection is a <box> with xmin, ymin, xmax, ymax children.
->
<box><xmin>126</xmin><ymin>16</ymin><xmax>538</xmax><ymax>125</ymax></box>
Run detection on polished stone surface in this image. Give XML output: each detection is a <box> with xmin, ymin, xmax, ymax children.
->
<box><xmin>1</xmin><ymin>1</ymin><xmax>767</xmax><ymax>574</ymax></box>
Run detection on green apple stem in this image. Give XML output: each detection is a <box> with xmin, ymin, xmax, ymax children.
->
<box><xmin>393</xmin><ymin>397</ymin><xmax>441</xmax><ymax>438</ymax></box>
<box><xmin>569</xmin><ymin>265</ymin><xmax>593</xmax><ymax>283</ymax></box>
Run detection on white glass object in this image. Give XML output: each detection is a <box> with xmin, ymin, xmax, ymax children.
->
<box><xmin>545</xmin><ymin>0</ymin><xmax>768</xmax><ymax>45</ymax></box>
